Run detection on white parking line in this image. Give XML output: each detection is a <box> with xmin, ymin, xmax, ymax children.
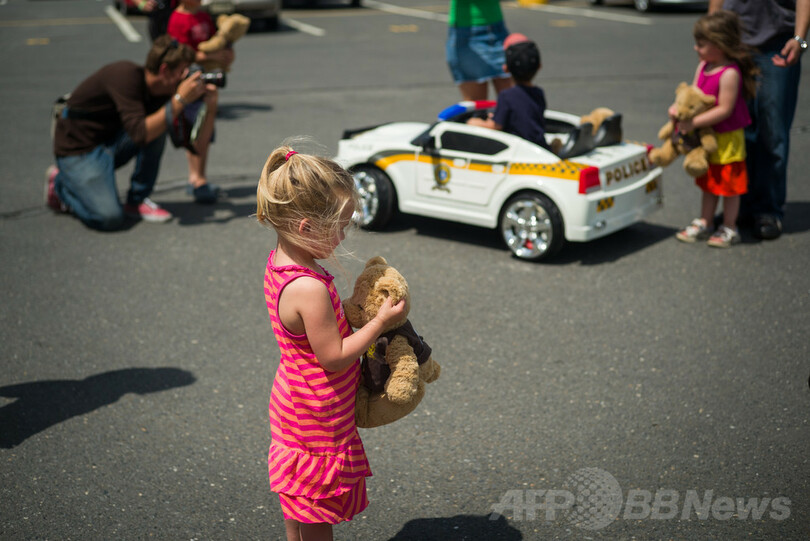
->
<box><xmin>515</xmin><ymin>3</ymin><xmax>653</xmax><ymax>25</ymax></box>
<box><xmin>284</xmin><ymin>17</ymin><xmax>327</xmax><ymax>37</ymax></box>
<box><xmin>363</xmin><ymin>0</ymin><xmax>449</xmax><ymax>23</ymax></box>
<box><xmin>364</xmin><ymin>0</ymin><xmax>651</xmax><ymax>26</ymax></box>
<box><xmin>104</xmin><ymin>5</ymin><xmax>143</xmax><ymax>41</ymax></box>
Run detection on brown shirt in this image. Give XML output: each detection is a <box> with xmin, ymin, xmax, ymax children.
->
<box><xmin>54</xmin><ymin>61</ymin><xmax>168</xmax><ymax>156</ymax></box>
<box><xmin>361</xmin><ymin>320</ymin><xmax>432</xmax><ymax>393</ymax></box>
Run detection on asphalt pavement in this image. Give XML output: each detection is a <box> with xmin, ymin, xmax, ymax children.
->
<box><xmin>1</xmin><ymin>1</ymin><xmax>809</xmax><ymax>539</ymax></box>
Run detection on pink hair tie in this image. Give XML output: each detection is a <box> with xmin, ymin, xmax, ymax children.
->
<box><xmin>285</xmin><ymin>151</ymin><xmax>298</xmax><ymax>161</ymax></box>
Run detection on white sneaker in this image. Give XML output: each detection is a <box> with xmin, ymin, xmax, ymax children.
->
<box><xmin>707</xmin><ymin>225</ymin><xmax>740</xmax><ymax>248</ymax></box>
<box><xmin>676</xmin><ymin>218</ymin><xmax>710</xmax><ymax>243</ymax></box>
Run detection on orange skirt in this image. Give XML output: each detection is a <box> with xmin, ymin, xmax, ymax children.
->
<box><xmin>278</xmin><ymin>477</ymin><xmax>369</xmax><ymax>524</ymax></box>
<box><xmin>696</xmin><ymin>161</ymin><xmax>748</xmax><ymax>197</ymax></box>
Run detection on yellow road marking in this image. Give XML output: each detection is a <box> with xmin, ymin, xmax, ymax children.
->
<box><xmin>389</xmin><ymin>24</ymin><xmax>419</xmax><ymax>33</ymax></box>
<box><xmin>0</xmin><ymin>17</ymin><xmax>113</xmax><ymax>27</ymax></box>
<box><xmin>550</xmin><ymin>19</ymin><xmax>577</xmax><ymax>27</ymax></box>
<box><xmin>26</xmin><ymin>38</ymin><xmax>50</xmax><ymax>45</ymax></box>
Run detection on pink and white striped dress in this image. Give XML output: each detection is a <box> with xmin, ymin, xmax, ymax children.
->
<box><xmin>264</xmin><ymin>251</ymin><xmax>371</xmax><ymax>524</ymax></box>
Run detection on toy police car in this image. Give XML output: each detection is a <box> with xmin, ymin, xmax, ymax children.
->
<box><xmin>336</xmin><ymin>102</ymin><xmax>663</xmax><ymax>261</ymax></box>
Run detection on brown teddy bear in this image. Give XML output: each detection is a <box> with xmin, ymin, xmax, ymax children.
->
<box><xmin>580</xmin><ymin>107</ymin><xmax>616</xmax><ymax>135</ymax></box>
<box><xmin>344</xmin><ymin>256</ymin><xmax>441</xmax><ymax>429</ymax></box>
<box><xmin>649</xmin><ymin>82</ymin><xmax>718</xmax><ymax>178</ymax></box>
<box><xmin>196</xmin><ymin>13</ymin><xmax>250</xmax><ymax>72</ymax></box>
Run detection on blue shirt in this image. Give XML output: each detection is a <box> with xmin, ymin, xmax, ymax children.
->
<box><xmin>492</xmin><ymin>84</ymin><xmax>549</xmax><ymax>149</ymax></box>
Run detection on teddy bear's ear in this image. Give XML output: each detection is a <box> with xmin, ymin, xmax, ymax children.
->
<box><xmin>217</xmin><ymin>14</ymin><xmax>228</xmax><ymax>27</ymax></box>
<box><xmin>366</xmin><ymin>256</ymin><xmax>387</xmax><ymax>268</ymax></box>
<box><xmin>376</xmin><ymin>276</ymin><xmax>404</xmax><ymax>303</ymax></box>
<box><xmin>676</xmin><ymin>82</ymin><xmax>689</xmax><ymax>94</ymax></box>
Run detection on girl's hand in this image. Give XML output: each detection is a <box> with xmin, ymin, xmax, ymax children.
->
<box><xmin>219</xmin><ymin>49</ymin><xmax>235</xmax><ymax>68</ymax></box>
<box><xmin>200</xmin><ymin>49</ymin><xmax>235</xmax><ymax>69</ymax></box>
<box><xmin>667</xmin><ymin>104</ymin><xmax>679</xmax><ymax>121</ymax></box>
<box><xmin>375</xmin><ymin>297</ymin><xmax>406</xmax><ymax>327</ymax></box>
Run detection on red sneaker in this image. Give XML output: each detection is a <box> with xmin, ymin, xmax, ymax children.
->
<box><xmin>123</xmin><ymin>198</ymin><xmax>172</xmax><ymax>223</ymax></box>
<box><xmin>44</xmin><ymin>165</ymin><xmax>69</xmax><ymax>213</ymax></box>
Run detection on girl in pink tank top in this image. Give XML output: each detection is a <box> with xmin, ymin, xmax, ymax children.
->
<box><xmin>256</xmin><ymin>145</ymin><xmax>405</xmax><ymax>541</ymax></box>
<box><xmin>671</xmin><ymin>10</ymin><xmax>759</xmax><ymax>248</ymax></box>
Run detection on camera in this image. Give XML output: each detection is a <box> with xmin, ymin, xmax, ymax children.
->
<box><xmin>188</xmin><ymin>65</ymin><xmax>227</xmax><ymax>88</ymax></box>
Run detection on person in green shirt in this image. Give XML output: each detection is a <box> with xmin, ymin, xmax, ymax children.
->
<box><xmin>446</xmin><ymin>0</ymin><xmax>514</xmax><ymax>100</ymax></box>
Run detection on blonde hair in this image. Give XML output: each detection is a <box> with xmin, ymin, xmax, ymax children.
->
<box><xmin>256</xmin><ymin>144</ymin><xmax>358</xmax><ymax>257</ymax></box>
<box><xmin>693</xmin><ymin>10</ymin><xmax>759</xmax><ymax>100</ymax></box>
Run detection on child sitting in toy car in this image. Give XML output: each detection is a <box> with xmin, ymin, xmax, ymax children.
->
<box><xmin>466</xmin><ymin>33</ymin><xmax>551</xmax><ymax>151</ymax></box>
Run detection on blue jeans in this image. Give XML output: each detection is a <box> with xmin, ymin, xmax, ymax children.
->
<box><xmin>55</xmin><ymin>129</ymin><xmax>166</xmax><ymax>230</ymax></box>
<box><xmin>446</xmin><ymin>21</ymin><xmax>510</xmax><ymax>84</ymax></box>
<box><xmin>742</xmin><ymin>50</ymin><xmax>801</xmax><ymax>220</ymax></box>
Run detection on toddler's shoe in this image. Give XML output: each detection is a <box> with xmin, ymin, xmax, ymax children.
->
<box><xmin>187</xmin><ymin>183</ymin><xmax>220</xmax><ymax>204</ymax></box>
<box><xmin>44</xmin><ymin>165</ymin><xmax>69</xmax><ymax>213</ymax></box>
<box><xmin>676</xmin><ymin>218</ymin><xmax>710</xmax><ymax>243</ymax></box>
<box><xmin>707</xmin><ymin>225</ymin><xmax>740</xmax><ymax>248</ymax></box>
<box><xmin>123</xmin><ymin>197</ymin><xmax>173</xmax><ymax>223</ymax></box>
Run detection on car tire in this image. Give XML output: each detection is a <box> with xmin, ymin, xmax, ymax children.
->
<box><xmin>634</xmin><ymin>0</ymin><xmax>653</xmax><ymax>12</ymax></box>
<box><xmin>351</xmin><ymin>166</ymin><xmax>395</xmax><ymax>230</ymax></box>
<box><xmin>498</xmin><ymin>192</ymin><xmax>564</xmax><ymax>261</ymax></box>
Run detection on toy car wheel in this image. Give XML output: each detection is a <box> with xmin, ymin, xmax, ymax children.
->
<box><xmin>351</xmin><ymin>166</ymin><xmax>395</xmax><ymax>230</ymax></box>
<box><xmin>499</xmin><ymin>192</ymin><xmax>564</xmax><ymax>261</ymax></box>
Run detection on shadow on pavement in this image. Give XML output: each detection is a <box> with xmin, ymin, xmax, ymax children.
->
<box><xmin>0</xmin><ymin>367</ymin><xmax>196</xmax><ymax>448</ymax></box>
<box><xmin>382</xmin><ymin>213</ymin><xmax>675</xmax><ymax>265</ymax></box>
<box><xmin>157</xmin><ymin>181</ymin><xmax>258</xmax><ymax>226</ymax></box>
<box><xmin>389</xmin><ymin>513</ymin><xmax>522</xmax><ymax>540</ymax></box>
<box><xmin>783</xmin><ymin>201</ymin><xmax>810</xmax><ymax>235</ymax></box>
<box><xmin>216</xmin><ymin>102</ymin><xmax>273</xmax><ymax>121</ymax></box>
<box><xmin>549</xmin><ymin>222</ymin><xmax>676</xmax><ymax>265</ymax></box>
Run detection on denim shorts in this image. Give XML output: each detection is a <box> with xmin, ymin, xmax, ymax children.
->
<box><xmin>446</xmin><ymin>20</ymin><xmax>510</xmax><ymax>84</ymax></box>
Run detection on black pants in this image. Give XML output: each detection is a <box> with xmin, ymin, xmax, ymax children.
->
<box><xmin>148</xmin><ymin>2</ymin><xmax>174</xmax><ymax>42</ymax></box>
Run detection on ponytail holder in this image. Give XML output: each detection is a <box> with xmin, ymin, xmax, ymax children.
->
<box><xmin>285</xmin><ymin>151</ymin><xmax>298</xmax><ymax>161</ymax></box>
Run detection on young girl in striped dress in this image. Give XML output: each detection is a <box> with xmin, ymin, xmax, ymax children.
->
<box><xmin>256</xmin><ymin>145</ymin><xmax>405</xmax><ymax>541</ymax></box>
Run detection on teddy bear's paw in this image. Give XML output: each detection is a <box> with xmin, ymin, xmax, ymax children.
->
<box><xmin>657</xmin><ymin>124</ymin><xmax>674</xmax><ymax>141</ymax></box>
<box><xmin>684</xmin><ymin>161</ymin><xmax>709</xmax><ymax>178</ymax></box>
<box><xmin>700</xmin><ymin>134</ymin><xmax>718</xmax><ymax>155</ymax></box>
<box><xmin>384</xmin><ymin>376</ymin><xmax>420</xmax><ymax>404</ymax></box>
<box><xmin>421</xmin><ymin>359</ymin><xmax>441</xmax><ymax>384</ymax></box>
<box><xmin>648</xmin><ymin>148</ymin><xmax>672</xmax><ymax>167</ymax></box>
<box><xmin>385</xmin><ymin>386</ymin><xmax>418</xmax><ymax>404</ymax></box>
